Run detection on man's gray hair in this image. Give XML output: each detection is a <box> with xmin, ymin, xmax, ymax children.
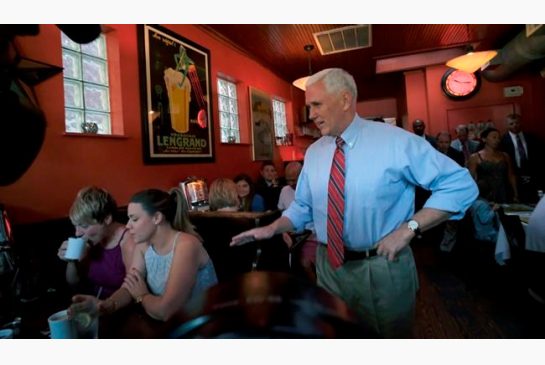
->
<box><xmin>306</xmin><ymin>68</ymin><xmax>357</xmax><ymax>100</ymax></box>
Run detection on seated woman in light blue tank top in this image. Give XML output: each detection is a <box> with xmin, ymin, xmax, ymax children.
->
<box><xmin>69</xmin><ymin>187</ymin><xmax>218</xmax><ymax>322</ymax></box>
<box><xmin>145</xmin><ymin>231</ymin><xmax>217</xmax><ymax>301</ymax></box>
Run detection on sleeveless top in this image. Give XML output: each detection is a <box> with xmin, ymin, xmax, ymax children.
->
<box><xmin>476</xmin><ymin>153</ymin><xmax>510</xmax><ymax>203</ymax></box>
<box><xmin>144</xmin><ymin>232</ymin><xmax>218</xmax><ymax>302</ymax></box>
<box><xmin>87</xmin><ymin>229</ymin><xmax>128</xmax><ymax>298</ymax></box>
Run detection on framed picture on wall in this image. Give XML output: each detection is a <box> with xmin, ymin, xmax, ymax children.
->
<box><xmin>138</xmin><ymin>24</ymin><xmax>214</xmax><ymax>163</ymax></box>
<box><xmin>249</xmin><ymin>87</ymin><xmax>274</xmax><ymax>161</ymax></box>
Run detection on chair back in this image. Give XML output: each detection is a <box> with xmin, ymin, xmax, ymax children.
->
<box><xmin>497</xmin><ymin>207</ymin><xmax>526</xmax><ymax>251</ymax></box>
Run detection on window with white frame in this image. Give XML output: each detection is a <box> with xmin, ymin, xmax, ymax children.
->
<box><xmin>272</xmin><ymin>99</ymin><xmax>288</xmax><ymax>145</ymax></box>
<box><xmin>217</xmin><ymin>78</ymin><xmax>240</xmax><ymax>143</ymax></box>
<box><xmin>61</xmin><ymin>32</ymin><xmax>111</xmax><ymax>134</ymax></box>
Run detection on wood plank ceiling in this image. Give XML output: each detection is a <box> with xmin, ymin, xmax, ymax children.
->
<box><xmin>200</xmin><ymin>24</ymin><xmax>523</xmax><ymax>86</ymax></box>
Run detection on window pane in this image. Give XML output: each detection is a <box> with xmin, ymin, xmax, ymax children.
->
<box><xmin>61</xmin><ymin>33</ymin><xmax>80</xmax><ymax>51</ymax></box>
<box><xmin>62</xmin><ymin>49</ymin><xmax>82</xmax><ymax>80</ymax></box>
<box><xmin>64</xmin><ymin>79</ymin><xmax>84</xmax><ymax>108</ymax></box>
<box><xmin>62</xmin><ymin>32</ymin><xmax>111</xmax><ymax>135</ymax></box>
<box><xmin>218</xmin><ymin>95</ymin><xmax>228</xmax><ymax>112</ymax></box>
<box><xmin>217</xmin><ymin>78</ymin><xmax>240</xmax><ymax>143</ymax></box>
<box><xmin>217</xmin><ymin>79</ymin><xmax>227</xmax><ymax>96</ymax></box>
<box><xmin>230</xmin><ymin>114</ymin><xmax>238</xmax><ymax>130</ymax></box>
<box><xmin>228</xmin><ymin>129</ymin><xmax>238</xmax><ymax>143</ymax></box>
<box><xmin>220</xmin><ymin>112</ymin><xmax>230</xmax><ymax>129</ymax></box>
<box><xmin>220</xmin><ymin>128</ymin><xmax>229</xmax><ymax>143</ymax></box>
<box><xmin>81</xmin><ymin>35</ymin><xmax>107</xmax><ymax>59</ymax></box>
<box><xmin>84</xmin><ymin>84</ymin><xmax>110</xmax><ymax>112</ymax></box>
<box><xmin>227</xmin><ymin>83</ymin><xmax>237</xmax><ymax>98</ymax></box>
<box><xmin>82</xmin><ymin>56</ymin><xmax>109</xmax><ymax>86</ymax></box>
<box><xmin>272</xmin><ymin>99</ymin><xmax>287</xmax><ymax>140</ymax></box>
<box><xmin>65</xmin><ymin>108</ymin><xmax>84</xmax><ymax>133</ymax></box>
<box><xmin>86</xmin><ymin>111</ymin><xmax>111</xmax><ymax>134</ymax></box>
<box><xmin>228</xmin><ymin>98</ymin><xmax>237</xmax><ymax>114</ymax></box>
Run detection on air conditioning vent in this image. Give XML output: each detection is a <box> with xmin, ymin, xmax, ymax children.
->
<box><xmin>313</xmin><ymin>25</ymin><xmax>372</xmax><ymax>55</ymax></box>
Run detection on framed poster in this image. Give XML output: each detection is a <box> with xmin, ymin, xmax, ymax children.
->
<box><xmin>249</xmin><ymin>87</ymin><xmax>274</xmax><ymax>161</ymax></box>
<box><xmin>138</xmin><ymin>24</ymin><xmax>214</xmax><ymax>163</ymax></box>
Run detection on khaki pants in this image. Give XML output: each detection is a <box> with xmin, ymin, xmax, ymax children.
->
<box><xmin>316</xmin><ymin>245</ymin><xmax>418</xmax><ymax>338</ymax></box>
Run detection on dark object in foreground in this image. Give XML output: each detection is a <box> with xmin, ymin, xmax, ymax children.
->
<box><xmin>171</xmin><ymin>271</ymin><xmax>376</xmax><ymax>338</ymax></box>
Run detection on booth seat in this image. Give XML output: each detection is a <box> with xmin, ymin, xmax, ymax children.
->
<box><xmin>189</xmin><ymin>210</ymin><xmax>290</xmax><ymax>282</ymax></box>
<box><xmin>10</xmin><ymin>209</ymin><xmax>289</xmax><ymax>298</ymax></box>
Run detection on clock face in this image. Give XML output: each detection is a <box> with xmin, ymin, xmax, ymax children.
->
<box><xmin>441</xmin><ymin>69</ymin><xmax>481</xmax><ymax>100</ymax></box>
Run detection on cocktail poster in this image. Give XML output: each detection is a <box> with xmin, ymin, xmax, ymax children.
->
<box><xmin>138</xmin><ymin>24</ymin><xmax>214</xmax><ymax>163</ymax></box>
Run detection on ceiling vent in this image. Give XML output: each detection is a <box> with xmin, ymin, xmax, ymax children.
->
<box><xmin>313</xmin><ymin>25</ymin><xmax>372</xmax><ymax>56</ymax></box>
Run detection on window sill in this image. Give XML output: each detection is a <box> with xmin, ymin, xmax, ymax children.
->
<box><xmin>221</xmin><ymin>142</ymin><xmax>251</xmax><ymax>146</ymax></box>
<box><xmin>63</xmin><ymin>132</ymin><xmax>129</xmax><ymax>139</ymax></box>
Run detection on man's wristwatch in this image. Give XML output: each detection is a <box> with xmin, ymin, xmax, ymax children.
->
<box><xmin>407</xmin><ymin>219</ymin><xmax>422</xmax><ymax>239</ymax></box>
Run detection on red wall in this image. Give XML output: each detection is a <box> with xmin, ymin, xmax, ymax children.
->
<box><xmin>3</xmin><ymin>25</ymin><xmax>545</xmax><ymax>224</ymax></box>
<box><xmin>405</xmin><ymin>64</ymin><xmax>545</xmax><ymax>139</ymax></box>
<box><xmin>0</xmin><ymin>25</ymin><xmax>297</xmax><ymax>223</ymax></box>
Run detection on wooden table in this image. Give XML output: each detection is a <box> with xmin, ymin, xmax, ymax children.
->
<box><xmin>99</xmin><ymin>305</ymin><xmax>184</xmax><ymax>339</ymax></box>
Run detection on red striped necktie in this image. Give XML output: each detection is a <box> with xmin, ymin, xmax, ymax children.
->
<box><xmin>327</xmin><ymin>136</ymin><xmax>346</xmax><ymax>268</ymax></box>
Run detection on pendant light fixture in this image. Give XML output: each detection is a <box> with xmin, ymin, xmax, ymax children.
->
<box><xmin>292</xmin><ymin>44</ymin><xmax>315</xmax><ymax>91</ymax></box>
<box><xmin>446</xmin><ymin>25</ymin><xmax>498</xmax><ymax>73</ymax></box>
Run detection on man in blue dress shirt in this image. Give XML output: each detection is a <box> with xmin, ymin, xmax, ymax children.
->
<box><xmin>231</xmin><ymin>68</ymin><xmax>478</xmax><ymax>338</ymax></box>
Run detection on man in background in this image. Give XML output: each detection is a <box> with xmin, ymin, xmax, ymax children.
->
<box><xmin>412</xmin><ymin>119</ymin><xmax>436</xmax><ymax>147</ymax></box>
<box><xmin>435</xmin><ymin>131</ymin><xmax>466</xmax><ymax>252</ymax></box>
<box><xmin>499</xmin><ymin>113</ymin><xmax>543</xmax><ymax>203</ymax></box>
<box><xmin>436</xmin><ymin>131</ymin><xmax>465</xmax><ymax>167</ymax></box>
<box><xmin>255</xmin><ymin>161</ymin><xmax>284</xmax><ymax>211</ymax></box>
<box><xmin>451</xmin><ymin>124</ymin><xmax>480</xmax><ymax>166</ymax></box>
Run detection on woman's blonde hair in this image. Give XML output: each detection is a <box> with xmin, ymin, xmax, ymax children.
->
<box><xmin>69</xmin><ymin>186</ymin><xmax>117</xmax><ymax>226</ymax></box>
<box><xmin>208</xmin><ymin>178</ymin><xmax>239</xmax><ymax>211</ymax></box>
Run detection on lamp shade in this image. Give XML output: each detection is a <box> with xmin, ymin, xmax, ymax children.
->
<box><xmin>446</xmin><ymin>50</ymin><xmax>498</xmax><ymax>73</ymax></box>
<box><xmin>292</xmin><ymin>76</ymin><xmax>310</xmax><ymax>91</ymax></box>
<box><xmin>292</xmin><ymin>44</ymin><xmax>315</xmax><ymax>91</ymax></box>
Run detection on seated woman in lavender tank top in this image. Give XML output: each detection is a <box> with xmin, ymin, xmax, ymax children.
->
<box><xmin>57</xmin><ymin>186</ymin><xmax>137</xmax><ymax>298</ymax></box>
<box><xmin>70</xmin><ymin>187</ymin><xmax>218</xmax><ymax>322</ymax></box>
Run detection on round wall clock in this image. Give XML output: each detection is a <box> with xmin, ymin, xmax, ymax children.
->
<box><xmin>441</xmin><ymin>69</ymin><xmax>481</xmax><ymax>100</ymax></box>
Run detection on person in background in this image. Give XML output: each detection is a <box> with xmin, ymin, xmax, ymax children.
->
<box><xmin>255</xmin><ymin>160</ymin><xmax>284</xmax><ymax>211</ymax></box>
<box><xmin>412</xmin><ymin>119</ymin><xmax>436</xmax><ymax>147</ymax></box>
<box><xmin>499</xmin><ymin>113</ymin><xmax>544</xmax><ymax>203</ymax></box>
<box><xmin>69</xmin><ymin>187</ymin><xmax>218</xmax><ymax>322</ymax></box>
<box><xmin>436</xmin><ymin>131</ymin><xmax>464</xmax><ymax>167</ymax></box>
<box><xmin>451</xmin><ymin>124</ymin><xmax>481</xmax><ymax>166</ymax></box>
<box><xmin>231</xmin><ymin>68</ymin><xmax>478</xmax><ymax>338</ymax></box>
<box><xmin>525</xmin><ymin>195</ymin><xmax>545</xmax><ymax>304</ymax></box>
<box><xmin>57</xmin><ymin>186</ymin><xmax>136</xmax><ymax>299</ymax></box>
<box><xmin>468</xmin><ymin>127</ymin><xmax>518</xmax><ymax>204</ymax></box>
<box><xmin>278</xmin><ymin>161</ymin><xmax>317</xmax><ymax>283</ymax></box>
<box><xmin>208</xmin><ymin>178</ymin><xmax>240</xmax><ymax>212</ymax></box>
<box><xmin>469</xmin><ymin>180</ymin><xmax>500</xmax><ymax>244</ymax></box>
<box><xmin>233</xmin><ymin>174</ymin><xmax>265</xmax><ymax>212</ymax></box>
<box><xmin>277</xmin><ymin>161</ymin><xmax>303</xmax><ymax>211</ymax></box>
<box><xmin>435</xmin><ymin>132</ymin><xmax>465</xmax><ymax>252</ymax></box>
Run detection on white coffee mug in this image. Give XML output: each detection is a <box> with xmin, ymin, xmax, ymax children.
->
<box><xmin>64</xmin><ymin>237</ymin><xmax>86</xmax><ymax>260</ymax></box>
